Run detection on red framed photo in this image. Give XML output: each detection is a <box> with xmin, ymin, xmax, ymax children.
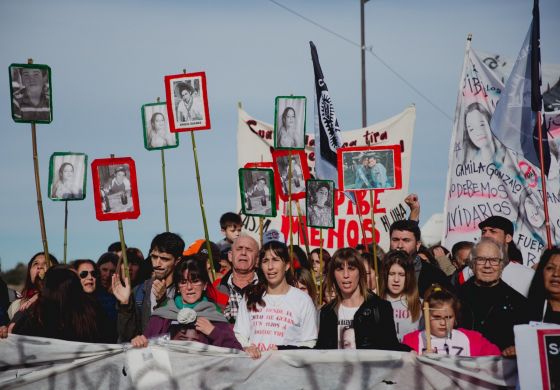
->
<box><xmin>337</xmin><ymin>145</ymin><xmax>402</xmax><ymax>192</ymax></box>
<box><xmin>272</xmin><ymin>150</ymin><xmax>310</xmax><ymax>201</ymax></box>
<box><xmin>91</xmin><ymin>157</ymin><xmax>140</xmax><ymax>221</ymax></box>
<box><xmin>244</xmin><ymin>162</ymin><xmax>279</xmax><ymax>209</ymax></box>
<box><xmin>537</xmin><ymin>328</ymin><xmax>560</xmax><ymax>390</ymax></box>
<box><xmin>164</xmin><ymin>72</ymin><xmax>210</xmax><ymax>132</ymax></box>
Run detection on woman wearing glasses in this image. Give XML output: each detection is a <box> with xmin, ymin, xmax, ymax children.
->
<box><xmin>457</xmin><ymin>238</ymin><xmax>530</xmax><ymax>357</ymax></box>
<box><xmin>127</xmin><ymin>257</ymin><xmax>241</xmax><ymax>349</ymax></box>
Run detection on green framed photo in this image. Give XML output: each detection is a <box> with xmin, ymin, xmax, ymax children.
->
<box><xmin>274</xmin><ymin>96</ymin><xmax>306</xmax><ymax>150</ymax></box>
<box><xmin>306</xmin><ymin>179</ymin><xmax>335</xmax><ymax>229</ymax></box>
<box><xmin>9</xmin><ymin>63</ymin><xmax>53</xmax><ymax>124</ymax></box>
<box><xmin>48</xmin><ymin>152</ymin><xmax>88</xmax><ymax>201</ymax></box>
<box><xmin>141</xmin><ymin>102</ymin><xmax>179</xmax><ymax>151</ymax></box>
<box><xmin>239</xmin><ymin>168</ymin><xmax>276</xmax><ymax>218</ymax></box>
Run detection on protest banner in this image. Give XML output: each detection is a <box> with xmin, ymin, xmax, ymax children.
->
<box><xmin>236</xmin><ymin>105</ymin><xmax>415</xmax><ymax>252</ymax></box>
<box><xmin>442</xmin><ymin>38</ymin><xmax>560</xmax><ymax>266</ymax></box>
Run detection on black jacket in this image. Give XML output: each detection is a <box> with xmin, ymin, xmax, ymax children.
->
<box><xmin>457</xmin><ymin>278</ymin><xmax>530</xmax><ymax>350</ymax></box>
<box><xmin>316</xmin><ymin>293</ymin><xmax>410</xmax><ymax>351</ymax></box>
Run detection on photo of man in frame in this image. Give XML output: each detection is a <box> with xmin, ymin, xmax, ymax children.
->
<box><xmin>275</xmin><ymin>97</ymin><xmax>306</xmax><ymax>149</ymax></box>
<box><xmin>98</xmin><ymin>164</ymin><xmax>134</xmax><ymax>213</ymax></box>
<box><xmin>10</xmin><ymin>65</ymin><xmax>52</xmax><ymax>122</ymax></box>
<box><xmin>342</xmin><ymin>149</ymin><xmax>395</xmax><ymax>190</ymax></box>
<box><xmin>241</xmin><ymin>169</ymin><xmax>274</xmax><ymax>217</ymax></box>
<box><xmin>49</xmin><ymin>154</ymin><xmax>87</xmax><ymax>201</ymax></box>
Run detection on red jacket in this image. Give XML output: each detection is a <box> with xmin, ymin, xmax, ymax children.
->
<box><xmin>402</xmin><ymin>328</ymin><xmax>500</xmax><ymax>357</ymax></box>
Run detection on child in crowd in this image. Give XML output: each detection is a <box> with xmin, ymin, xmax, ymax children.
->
<box><xmin>216</xmin><ymin>212</ymin><xmax>242</xmax><ymax>255</ymax></box>
<box><xmin>234</xmin><ymin>241</ymin><xmax>317</xmax><ymax>358</ymax></box>
<box><xmin>379</xmin><ymin>250</ymin><xmax>422</xmax><ymax>341</ymax></box>
<box><xmin>294</xmin><ymin>268</ymin><xmax>317</xmax><ymax>305</ymax></box>
<box><xmin>402</xmin><ymin>285</ymin><xmax>500</xmax><ymax>356</ymax></box>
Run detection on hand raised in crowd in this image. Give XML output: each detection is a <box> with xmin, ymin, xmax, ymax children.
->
<box><xmin>501</xmin><ymin>346</ymin><xmax>516</xmax><ymax>358</ymax></box>
<box><xmin>19</xmin><ymin>293</ymin><xmax>39</xmax><ymax>312</ymax></box>
<box><xmin>195</xmin><ymin>317</ymin><xmax>215</xmax><ymax>336</ymax></box>
<box><xmin>152</xmin><ymin>278</ymin><xmax>167</xmax><ymax>303</ymax></box>
<box><xmin>0</xmin><ymin>325</ymin><xmax>8</xmax><ymax>339</ymax></box>
<box><xmin>404</xmin><ymin>193</ymin><xmax>420</xmax><ymax>221</ymax></box>
<box><xmin>131</xmin><ymin>335</ymin><xmax>149</xmax><ymax>348</ymax></box>
<box><xmin>112</xmin><ymin>270</ymin><xmax>131</xmax><ymax>305</ymax></box>
<box><xmin>244</xmin><ymin>344</ymin><xmax>261</xmax><ymax>359</ymax></box>
<box><xmin>432</xmin><ymin>246</ymin><xmax>447</xmax><ymax>258</ymax></box>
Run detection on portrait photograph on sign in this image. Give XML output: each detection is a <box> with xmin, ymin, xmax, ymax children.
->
<box><xmin>337</xmin><ymin>145</ymin><xmax>402</xmax><ymax>192</ymax></box>
<box><xmin>272</xmin><ymin>150</ymin><xmax>310</xmax><ymax>201</ymax></box>
<box><xmin>164</xmin><ymin>72</ymin><xmax>210</xmax><ymax>132</ymax></box>
<box><xmin>239</xmin><ymin>168</ymin><xmax>276</xmax><ymax>218</ymax></box>
<box><xmin>274</xmin><ymin>96</ymin><xmax>306</xmax><ymax>150</ymax></box>
<box><xmin>243</xmin><ymin>161</ymin><xmax>279</xmax><ymax>210</ymax></box>
<box><xmin>48</xmin><ymin>153</ymin><xmax>87</xmax><ymax>201</ymax></box>
<box><xmin>91</xmin><ymin>157</ymin><xmax>140</xmax><ymax>221</ymax></box>
<box><xmin>9</xmin><ymin>63</ymin><xmax>53</xmax><ymax>123</ymax></box>
<box><xmin>141</xmin><ymin>102</ymin><xmax>179</xmax><ymax>150</ymax></box>
<box><xmin>306</xmin><ymin>179</ymin><xmax>335</xmax><ymax>229</ymax></box>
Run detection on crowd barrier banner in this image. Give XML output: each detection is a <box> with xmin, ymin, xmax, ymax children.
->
<box><xmin>442</xmin><ymin>46</ymin><xmax>560</xmax><ymax>266</ymax></box>
<box><xmin>236</xmin><ymin>106</ymin><xmax>415</xmax><ymax>252</ymax></box>
<box><xmin>0</xmin><ymin>334</ymin><xmax>517</xmax><ymax>389</ymax></box>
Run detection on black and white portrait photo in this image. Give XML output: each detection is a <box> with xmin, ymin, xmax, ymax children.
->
<box><xmin>9</xmin><ymin>64</ymin><xmax>53</xmax><ymax>123</ymax></box>
<box><xmin>276</xmin><ymin>153</ymin><xmax>306</xmax><ymax>199</ymax></box>
<box><xmin>306</xmin><ymin>180</ymin><xmax>334</xmax><ymax>229</ymax></box>
<box><xmin>141</xmin><ymin>102</ymin><xmax>179</xmax><ymax>150</ymax></box>
<box><xmin>239</xmin><ymin>168</ymin><xmax>276</xmax><ymax>217</ymax></box>
<box><xmin>274</xmin><ymin>96</ymin><xmax>306</xmax><ymax>149</ymax></box>
<box><xmin>164</xmin><ymin>72</ymin><xmax>210</xmax><ymax>132</ymax></box>
<box><xmin>48</xmin><ymin>153</ymin><xmax>87</xmax><ymax>201</ymax></box>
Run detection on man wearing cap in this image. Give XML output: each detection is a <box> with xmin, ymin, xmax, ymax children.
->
<box><xmin>473</xmin><ymin>216</ymin><xmax>534</xmax><ymax>297</ymax></box>
<box><xmin>215</xmin><ymin>234</ymin><xmax>260</xmax><ymax>323</ymax></box>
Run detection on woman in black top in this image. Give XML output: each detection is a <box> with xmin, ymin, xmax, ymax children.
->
<box><xmin>528</xmin><ymin>247</ymin><xmax>560</xmax><ymax>324</ymax></box>
<box><xmin>316</xmin><ymin>247</ymin><xmax>409</xmax><ymax>351</ymax></box>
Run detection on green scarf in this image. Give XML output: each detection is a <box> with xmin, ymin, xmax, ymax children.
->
<box><xmin>174</xmin><ymin>295</ymin><xmax>208</xmax><ymax>309</ymax></box>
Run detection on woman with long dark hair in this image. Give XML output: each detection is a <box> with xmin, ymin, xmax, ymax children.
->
<box><xmin>316</xmin><ymin>247</ymin><xmax>408</xmax><ymax>351</ymax></box>
<box><xmin>379</xmin><ymin>250</ymin><xmax>422</xmax><ymax>341</ymax></box>
<box><xmin>234</xmin><ymin>241</ymin><xmax>317</xmax><ymax>358</ymax></box>
<box><xmin>11</xmin><ymin>266</ymin><xmax>112</xmax><ymax>343</ymax></box>
<box><xmin>528</xmin><ymin>247</ymin><xmax>560</xmax><ymax>324</ymax></box>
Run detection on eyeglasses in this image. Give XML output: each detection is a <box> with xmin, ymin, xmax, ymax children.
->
<box><xmin>474</xmin><ymin>257</ymin><xmax>501</xmax><ymax>266</ymax></box>
<box><xmin>79</xmin><ymin>270</ymin><xmax>97</xmax><ymax>279</ymax></box>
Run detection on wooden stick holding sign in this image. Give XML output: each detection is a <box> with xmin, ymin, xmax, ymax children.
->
<box><xmin>369</xmin><ymin>190</ymin><xmax>380</xmax><ymax>289</ymax></box>
<box><xmin>9</xmin><ymin>59</ymin><xmax>54</xmax><ymax>267</ymax></box>
<box><xmin>164</xmin><ymin>69</ymin><xmax>215</xmax><ymax>280</ymax></box>
<box><xmin>91</xmin><ymin>156</ymin><xmax>141</xmax><ymax>281</ymax></box>
<box><xmin>423</xmin><ymin>301</ymin><xmax>432</xmax><ymax>354</ymax></box>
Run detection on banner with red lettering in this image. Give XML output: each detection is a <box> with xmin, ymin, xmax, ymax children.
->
<box><xmin>236</xmin><ymin>106</ymin><xmax>415</xmax><ymax>252</ymax></box>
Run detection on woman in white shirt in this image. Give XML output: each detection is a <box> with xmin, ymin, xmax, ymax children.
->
<box><xmin>234</xmin><ymin>241</ymin><xmax>318</xmax><ymax>359</ymax></box>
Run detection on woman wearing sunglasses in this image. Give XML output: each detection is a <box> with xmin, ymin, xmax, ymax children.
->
<box><xmin>71</xmin><ymin>259</ymin><xmax>117</xmax><ymax>342</ymax></box>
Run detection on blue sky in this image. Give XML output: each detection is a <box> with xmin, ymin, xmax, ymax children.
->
<box><xmin>1</xmin><ymin>0</ymin><xmax>559</xmax><ymax>270</ymax></box>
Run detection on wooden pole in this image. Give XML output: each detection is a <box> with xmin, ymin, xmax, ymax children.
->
<box><xmin>537</xmin><ymin>112</ymin><xmax>552</xmax><ymax>248</ymax></box>
<box><xmin>31</xmin><ymin>120</ymin><xmax>51</xmax><ymax>267</ymax></box>
<box><xmin>259</xmin><ymin>217</ymin><xmax>264</xmax><ymax>247</ymax></box>
<box><xmin>161</xmin><ymin>149</ymin><xmax>170</xmax><ymax>232</ymax></box>
<box><xmin>295</xmin><ymin>201</ymin><xmax>310</xmax><ymax>255</ymax></box>
<box><xmin>118</xmin><ymin>220</ymin><xmax>130</xmax><ymax>281</ymax></box>
<box><xmin>288</xmin><ymin>151</ymin><xmax>293</xmax><ymax>264</ymax></box>
<box><xmin>318</xmin><ymin>228</ymin><xmax>324</xmax><ymax>305</ymax></box>
<box><xmin>423</xmin><ymin>302</ymin><xmax>432</xmax><ymax>354</ymax></box>
<box><xmin>63</xmin><ymin>201</ymin><xmax>68</xmax><ymax>264</ymax></box>
<box><xmin>355</xmin><ymin>196</ymin><xmax>369</xmax><ymax>252</ymax></box>
<box><xmin>190</xmin><ymin>131</ymin><xmax>216</xmax><ymax>281</ymax></box>
<box><xmin>369</xmin><ymin>190</ymin><xmax>379</xmax><ymax>288</ymax></box>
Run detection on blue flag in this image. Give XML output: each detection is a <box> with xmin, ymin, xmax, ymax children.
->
<box><xmin>490</xmin><ymin>0</ymin><xmax>550</xmax><ymax>176</ymax></box>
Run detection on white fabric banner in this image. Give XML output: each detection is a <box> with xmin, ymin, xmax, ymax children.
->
<box><xmin>442</xmin><ymin>45</ymin><xmax>560</xmax><ymax>266</ymax></box>
<box><xmin>0</xmin><ymin>335</ymin><xmax>517</xmax><ymax>389</ymax></box>
<box><xmin>236</xmin><ymin>106</ymin><xmax>416</xmax><ymax>252</ymax></box>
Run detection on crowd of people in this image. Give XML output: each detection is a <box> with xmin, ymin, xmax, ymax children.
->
<box><xmin>1</xmin><ymin>197</ymin><xmax>558</xmax><ymax>362</ymax></box>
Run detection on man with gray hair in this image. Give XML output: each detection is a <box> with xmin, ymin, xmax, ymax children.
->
<box><xmin>457</xmin><ymin>237</ymin><xmax>530</xmax><ymax>357</ymax></box>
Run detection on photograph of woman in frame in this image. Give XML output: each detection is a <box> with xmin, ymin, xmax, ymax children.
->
<box><xmin>142</xmin><ymin>103</ymin><xmax>178</xmax><ymax>150</ymax></box>
<box><xmin>274</xmin><ymin>96</ymin><xmax>306</xmax><ymax>150</ymax></box>
<box><xmin>306</xmin><ymin>180</ymin><xmax>334</xmax><ymax>229</ymax></box>
<box><xmin>48</xmin><ymin>153</ymin><xmax>87</xmax><ymax>201</ymax></box>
